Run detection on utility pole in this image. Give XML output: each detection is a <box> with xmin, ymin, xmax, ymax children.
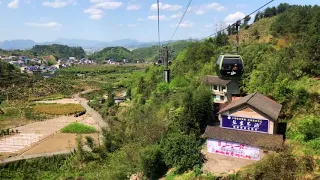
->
<box><xmin>163</xmin><ymin>46</ymin><xmax>170</xmax><ymax>83</ymax></box>
<box><xmin>157</xmin><ymin>46</ymin><xmax>173</xmax><ymax>82</ymax></box>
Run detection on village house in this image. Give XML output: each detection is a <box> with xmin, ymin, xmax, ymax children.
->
<box><xmin>201</xmin><ymin>75</ymin><xmax>240</xmax><ymax>104</ymax></box>
<box><xmin>202</xmin><ymin>92</ymin><xmax>284</xmax><ymax>161</ymax></box>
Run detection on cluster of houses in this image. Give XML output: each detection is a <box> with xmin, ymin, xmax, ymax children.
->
<box><xmin>0</xmin><ymin>56</ymin><xmax>96</xmax><ymax>75</ymax></box>
<box><xmin>201</xmin><ymin>75</ymin><xmax>284</xmax><ymax>162</ymax></box>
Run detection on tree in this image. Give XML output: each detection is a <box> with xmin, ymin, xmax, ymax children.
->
<box><xmin>140</xmin><ymin>145</ymin><xmax>167</xmax><ymax>180</ymax></box>
<box><xmin>242</xmin><ymin>15</ymin><xmax>251</xmax><ymax>29</ymax></box>
<box><xmin>254</xmin><ymin>12</ymin><xmax>261</xmax><ymax>22</ymax></box>
<box><xmin>215</xmin><ymin>31</ymin><xmax>229</xmax><ymax>46</ymax></box>
<box><xmin>277</xmin><ymin>3</ymin><xmax>290</xmax><ymax>14</ymax></box>
<box><xmin>160</xmin><ymin>132</ymin><xmax>202</xmax><ymax>173</ymax></box>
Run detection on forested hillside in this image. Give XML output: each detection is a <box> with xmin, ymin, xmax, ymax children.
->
<box><xmin>88</xmin><ymin>40</ymin><xmax>190</xmax><ymax>62</ymax></box>
<box><xmin>1</xmin><ymin>3</ymin><xmax>320</xmax><ymax>180</ymax></box>
<box><xmin>89</xmin><ymin>46</ymin><xmax>133</xmax><ymax>61</ymax></box>
<box><xmin>31</xmin><ymin>44</ymin><xmax>85</xmax><ymax>60</ymax></box>
<box><xmin>131</xmin><ymin>40</ymin><xmax>190</xmax><ymax>61</ymax></box>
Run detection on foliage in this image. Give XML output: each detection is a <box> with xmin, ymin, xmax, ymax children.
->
<box><xmin>61</xmin><ymin>122</ymin><xmax>97</xmax><ymax>134</ymax></box>
<box><xmin>30</xmin><ymin>44</ymin><xmax>85</xmax><ymax>59</ymax></box>
<box><xmin>160</xmin><ymin>133</ymin><xmax>202</xmax><ymax>173</ymax></box>
<box><xmin>254</xmin><ymin>3</ymin><xmax>290</xmax><ymax>22</ymax></box>
<box><xmin>131</xmin><ymin>40</ymin><xmax>190</xmax><ymax>62</ymax></box>
<box><xmin>140</xmin><ymin>145</ymin><xmax>167</xmax><ymax>180</ymax></box>
<box><xmin>240</xmin><ymin>148</ymin><xmax>314</xmax><ymax>180</ymax></box>
<box><xmin>89</xmin><ymin>46</ymin><xmax>132</xmax><ymax>62</ymax></box>
<box><xmin>34</xmin><ymin>103</ymin><xmax>85</xmax><ymax>115</ymax></box>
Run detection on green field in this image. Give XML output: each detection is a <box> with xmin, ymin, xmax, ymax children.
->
<box><xmin>61</xmin><ymin>122</ymin><xmax>97</xmax><ymax>134</ymax></box>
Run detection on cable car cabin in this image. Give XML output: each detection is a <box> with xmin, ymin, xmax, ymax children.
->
<box><xmin>216</xmin><ymin>54</ymin><xmax>244</xmax><ymax>80</ymax></box>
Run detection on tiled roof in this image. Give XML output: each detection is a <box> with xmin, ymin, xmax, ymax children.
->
<box><xmin>201</xmin><ymin>75</ymin><xmax>232</xmax><ymax>86</ymax></box>
<box><xmin>218</xmin><ymin>92</ymin><xmax>282</xmax><ymax>121</ymax></box>
<box><xmin>202</xmin><ymin>126</ymin><xmax>284</xmax><ymax>151</ymax></box>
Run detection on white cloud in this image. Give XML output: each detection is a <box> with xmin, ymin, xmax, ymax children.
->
<box><xmin>193</xmin><ymin>2</ymin><xmax>225</xmax><ymax>15</ymax></box>
<box><xmin>128</xmin><ymin>24</ymin><xmax>137</xmax><ymax>27</ymax></box>
<box><xmin>93</xmin><ymin>1</ymin><xmax>122</xmax><ymax>9</ymax></box>
<box><xmin>42</xmin><ymin>0</ymin><xmax>76</xmax><ymax>8</ymax></box>
<box><xmin>171</xmin><ymin>21</ymin><xmax>193</xmax><ymax>28</ymax></box>
<box><xmin>225</xmin><ymin>12</ymin><xmax>245</xmax><ymax>25</ymax></box>
<box><xmin>8</xmin><ymin>0</ymin><xmax>19</xmax><ymax>9</ymax></box>
<box><xmin>85</xmin><ymin>0</ymin><xmax>122</xmax><ymax>20</ymax></box>
<box><xmin>90</xmin><ymin>14</ymin><xmax>103</xmax><ymax>20</ymax></box>
<box><xmin>127</xmin><ymin>3</ymin><xmax>140</xmax><ymax>10</ymax></box>
<box><xmin>25</xmin><ymin>22</ymin><xmax>62</xmax><ymax>28</ymax></box>
<box><xmin>137</xmin><ymin>18</ymin><xmax>143</xmax><ymax>21</ymax></box>
<box><xmin>148</xmin><ymin>15</ymin><xmax>167</xmax><ymax>20</ymax></box>
<box><xmin>171</xmin><ymin>12</ymin><xmax>182</xmax><ymax>19</ymax></box>
<box><xmin>150</xmin><ymin>3</ymin><xmax>182</xmax><ymax>11</ymax></box>
<box><xmin>236</xmin><ymin>4</ymin><xmax>247</xmax><ymax>8</ymax></box>
<box><xmin>0</xmin><ymin>1</ymin><xmax>2</xmax><ymax>4</ymax></box>
<box><xmin>204</xmin><ymin>24</ymin><xmax>213</xmax><ymax>28</ymax></box>
<box><xmin>25</xmin><ymin>0</ymin><xmax>31</xmax><ymax>3</ymax></box>
<box><xmin>84</xmin><ymin>8</ymin><xmax>104</xmax><ymax>20</ymax></box>
<box><xmin>195</xmin><ymin>10</ymin><xmax>204</xmax><ymax>15</ymax></box>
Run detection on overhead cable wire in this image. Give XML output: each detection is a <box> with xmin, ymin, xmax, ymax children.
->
<box><xmin>202</xmin><ymin>0</ymin><xmax>274</xmax><ymax>40</ymax></box>
<box><xmin>170</xmin><ymin>0</ymin><xmax>193</xmax><ymax>41</ymax></box>
<box><xmin>157</xmin><ymin>0</ymin><xmax>161</xmax><ymax>58</ymax></box>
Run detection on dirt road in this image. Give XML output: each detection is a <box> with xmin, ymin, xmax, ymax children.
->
<box><xmin>74</xmin><ymin>90</ymin><xmax>108</xmax><ymax>130</ymax></box>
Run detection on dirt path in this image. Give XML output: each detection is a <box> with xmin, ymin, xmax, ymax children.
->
<box><xmin>0</xmin><ymin>150</ymin><xmax>74</xmax><ymax>164</ymax></box>
<box><xmin>74</xmin><ymin>90</ymin><xmax>108</xmax><ymax>130</ymax></box>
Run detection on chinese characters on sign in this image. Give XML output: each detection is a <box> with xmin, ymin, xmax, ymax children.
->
<box><xmin>207</xmin><ymin>139</ymin><xmax>260</xmax><ymax>160</ymax></box>
<box><xmin>221</xmin><ymin>115</ymin><xmax>269</xmax><ymax>133</ymax></box>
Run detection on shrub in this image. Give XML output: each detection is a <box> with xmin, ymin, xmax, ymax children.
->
<box><xmin>140</xmin><ymin>145</ymin><xmax>167</xmax><ymax>180</ymax></box>
<box><xmin>160</xmin><ymin>132</ymin><xmax>202</xmax><ymax>173</ymax></box>
<box><xmin>240</xmin><ymin>148</ymin><xmax>314</xmax><ymax>180</ymax></box>
<box><xmin>61</xmin><ymin>122</ymin><xmax>97</xmax><ymax>134</ymax></box>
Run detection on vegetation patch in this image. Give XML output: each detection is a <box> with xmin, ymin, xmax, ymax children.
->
<box><xmin>34</xmin><ymin>103</ymin><xmax>85</xmax><ymax>115</ymax></box>
<box><xmin>61</xmin><ymin>122</ymin><xmax>97</xmax><ymax>134</ymax></box>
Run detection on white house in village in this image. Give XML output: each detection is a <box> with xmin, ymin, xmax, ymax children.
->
<box><xmin>201</xmin><ymin>75</ymin><xmax>240</xmax><ymax>104</ymax></box>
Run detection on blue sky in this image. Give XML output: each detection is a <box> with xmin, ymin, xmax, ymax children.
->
<box><xmin>0</xmin><ymin>0</ymin><xmax>318</xmax><ymax>42</ymax></box>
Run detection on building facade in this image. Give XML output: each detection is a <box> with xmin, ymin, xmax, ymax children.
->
<box><xmin>201</xmin><ymin>75</ymin><xmax>240</xmax><ymax>104</ymax></box>
<box><xmin>203</xmin><ymin>92</ymin><xmax>284</xmax><ymax>161</ymax></box>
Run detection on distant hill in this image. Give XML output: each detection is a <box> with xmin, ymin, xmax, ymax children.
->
<box><xmin>132</xmin><ymin>40</ymin><xmax>191</xmax><ymax>61</ymax></box>
<box><xmin>0</xmin><ymin>38</ymin><xmax>185</xmax><ymax>51</ymax></box>
<box><xmin>89</xmin><ymin>46</ymin><xmax>133</xmax><ymax>61</ymax></box>
<box><xmin>88</xmin><ymin>40</ymin><xmax>192</xmax><ymax>62</ymax></box>
<box><xmin>31</xmin><ymin>44</ymin><xmax>86</xmax><ymax>59</ymax></box>
<box><xmin>0</xmin><ymin>40</ymin><xmax>37</xmax><ymax>50</ymax></box>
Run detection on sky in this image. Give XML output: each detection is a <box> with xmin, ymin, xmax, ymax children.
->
<box><xmin>0</xmin><ymin>0</ymin><xmax>318</xmax><ymax>42</ymax></box>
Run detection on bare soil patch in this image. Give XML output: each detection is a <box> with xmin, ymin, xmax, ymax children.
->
<box><xmin>35</xmin><ymin>98</ymin><xmax>80</xmax><ymax>104</ymax></box>
<box><xmin>22</xmin><ymin>132</ymin><xmax>99</xmax><ymax>155</ymax></box>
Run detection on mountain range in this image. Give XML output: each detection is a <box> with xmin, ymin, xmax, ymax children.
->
<box><xmin>0</xmin><ymin>38</ymin><xmax>178</xmax><ymax>52</ymax></box>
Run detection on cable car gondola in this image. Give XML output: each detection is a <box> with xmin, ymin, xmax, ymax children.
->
<box><xmin>216</xmin><ymin>54</ymin><xmax>244</xmax><ymax>80</ymax></box>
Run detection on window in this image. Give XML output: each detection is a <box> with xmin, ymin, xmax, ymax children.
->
<box><xmin>221</xmin><ymin>96</ymin><xmax>224</xmax><ymax>100</ymax></box>
<box><xmin>222</xmin><ymin>86</ymin><xmax>226</xmax><ymax>91</ymax></box>
<box><xmin>213</xmin><ymin>85</ymin><xmax>218</xmax><ymax>90</ymax></box>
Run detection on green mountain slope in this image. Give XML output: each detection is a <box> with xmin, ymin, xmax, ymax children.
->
<box><xmin>132</xmin><ymin>40</ymin><xmax>190</xmax><ymax>61</ymax></box>
<box><xmin>88</xmin><ymin>40</ymin><xmax>191</xmax><ymax>62</ymax></box>
<box><xmin>31</xmin><ymin>44</ymin><xmax>85</xmax><ymax>60</ymax></box>
<box><xmin>89</xmin><ymin>46</ymin><xmax>133</xmax><ymax>61</ymax></box>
